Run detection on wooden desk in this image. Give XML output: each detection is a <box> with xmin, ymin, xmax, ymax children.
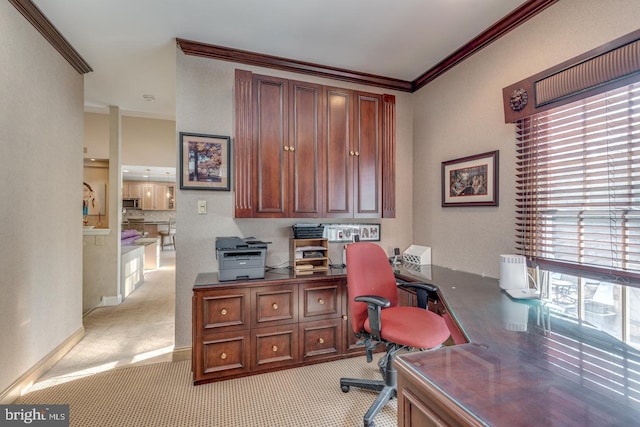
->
<box><xmin>394</xmin><ymin>266</ymin><xmax>640</xmax><ymax>426</ymax></box>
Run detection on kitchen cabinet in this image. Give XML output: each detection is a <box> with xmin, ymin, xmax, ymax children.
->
<box><xmin>234</xmin><ymin>69</ymin><xmax>395</xmax><ymax>218</ymax></box>
<box><xmin>141</xmin><ymin>183</ymin><xmax>176</xmax><ymax>210</ymax></box>
<box><xmin>122</xmin><ymin>181</ymin><xmax>142</xmax><ymax>199</ymax></box>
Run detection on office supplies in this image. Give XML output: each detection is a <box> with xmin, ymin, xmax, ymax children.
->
<box><xmin>403</xmin><ymin>245</ymin><xmax>431</xmax><ymax>265</ymax></box>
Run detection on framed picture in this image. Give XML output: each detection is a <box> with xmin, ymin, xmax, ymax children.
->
<box><xmin>324</xmin><ymin>224</ymin><xmax>381</xmax><ymax>242</ymax></box>
<box><xmin>179</xmin><ymin>132</ymin><xmax>231</xmax><ymax>191</ymax></box>
<box><xmin>442</xmin><ymin>150</ymin><xmax>498</xmax><ymax>207</ymax></box>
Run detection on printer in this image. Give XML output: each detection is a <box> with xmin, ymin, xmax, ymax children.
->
<box><xmin>215</xmin><ymin>236</ymin><xmax>268</xmax><ymax>281</ymax></box>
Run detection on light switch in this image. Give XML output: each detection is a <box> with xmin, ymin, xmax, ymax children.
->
<box><xmin>198</xmin><ymin>200</ymin><xmax>207</xmax><ymax>214</ymax></box>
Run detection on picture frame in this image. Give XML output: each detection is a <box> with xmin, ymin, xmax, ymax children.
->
<box><xmin>179</xmin><ymin>132</ymin><xmax>231</xmax><ymax>191</ymax></box>
<box><xmin>442</xmin><ymin>150</ymin><xmax>498</xmax><ymax>207</ymax></box>
<box><xmin>323</xmin><ymin>224</ymin><xmax>381</xmax><ymax>242</ymax></box>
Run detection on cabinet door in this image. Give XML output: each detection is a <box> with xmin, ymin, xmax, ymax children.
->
<box><xmin>353</xmin><ymin>92</ymin><xmax>382</xmax><ymax>218</ymax></box>
<box><xmin>325</xmin><ymin>87</ymin><xmax>353</xmax><ymax>217</ymax></box>
<box><xmin>253</xmin><ymin>74</ymin><xmax>288</xmax><ymax>217</ymax></box>
<box><xmin>289</xmin><ymin>80</ymin><xmax>324</xmax><ymax>217</ymax></box>
<box><xmin>123</xmin><ymin>182</ymin><xmax>143</xmax><ymax>199</ymax></box>
<box><xmin>141</xmin><ymin>184</ymin><xmax>155</xmax><ymax>210</ymax></box>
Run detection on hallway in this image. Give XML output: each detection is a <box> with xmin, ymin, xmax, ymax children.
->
<box><xmin>32</xmin><ymin>250</ymin><xmax>176</xmax><ymax>390</ymax></box>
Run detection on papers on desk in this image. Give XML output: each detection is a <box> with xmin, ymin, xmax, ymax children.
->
<box><xmin>504</xmin><ymin>288</ymin><xmax>540</xmax><ymax>299</ymax></box>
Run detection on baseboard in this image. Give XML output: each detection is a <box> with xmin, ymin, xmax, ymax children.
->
<box><xmin>172</xmin><ymin>346</ymin><xmax>191</xmax><ymax>363</ymax></box>
<box><xmin>101</xmin><ymin>294</ymin><xmax>122</xmax><ymax>306</ymax></box>
<box><xmin>0</xmin><ymin>327</ymin><xmax>84</xmax><ymax>404</ymax></box>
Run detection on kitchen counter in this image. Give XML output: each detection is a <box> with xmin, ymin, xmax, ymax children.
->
<box><xmin>394</xmin><ymin>265</ymin><xmax>640</xmax><ymax>426</ymax></box>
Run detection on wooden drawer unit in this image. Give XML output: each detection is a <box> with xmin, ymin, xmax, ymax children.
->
<box><xmin>299</xmin><ymin>318</ymin><xmax>342</xmax><ymax>362</ymax></box>
<box><xmin>193</xmin><ymin>274</ymin><xmax>368</xmax><ymax>384</ymax></box>
<box><xmin>251</xmin><ymin>284</ymin><xmax>298</xmax><ymax>327</ymax></box>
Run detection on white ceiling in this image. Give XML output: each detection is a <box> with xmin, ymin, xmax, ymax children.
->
<box><xmin>31</xmin><ymin>0</ymin><xmax>527</xmax><ymax>121</ymax></box>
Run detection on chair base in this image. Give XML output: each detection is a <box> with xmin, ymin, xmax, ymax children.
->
<box><xmin>340</xmin><ymin>346</ymin><xmax>401</xmax><ymax>427</ymax></box>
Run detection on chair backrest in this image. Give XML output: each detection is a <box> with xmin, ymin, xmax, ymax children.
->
<box><xmin>346</xmin><ymin>242</ymin><xmax>398</xmax><ymax>334</ymax></box>
<box><xmin>127</xmin><ymin>218</ymin><xmax>145</xmax><ymax>233</ymax></box>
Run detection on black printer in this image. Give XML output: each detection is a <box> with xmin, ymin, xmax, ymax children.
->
<box><xmin>215</xmin><ymin>237</ymin><xmax>268</xmax><ymax>281</ymax></box>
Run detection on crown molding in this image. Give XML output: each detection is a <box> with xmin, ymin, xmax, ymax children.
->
<box><xmin>9</xmin><ymin>0</ymin><xmax>92</xmax><ymax>74</ymax></box>
<box><xmin>412</xmin><ymin>0</ymin><xmax>558</xmax><ymax>90</ymax></box>
<box><xmin>176</xmin><ymin>38</ymin><xmax>413</xmax><ymax>92</ymax></box>
<box><xmin>178</xmin><ymin>0</ymin><xmax>558</xmax><ymax>93</ymax></box>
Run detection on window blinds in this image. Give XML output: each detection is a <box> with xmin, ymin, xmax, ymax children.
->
<box><xmin>516</xmin><ymin>80</ymin><xmax>640</xmax><ymax>283</ymax></box>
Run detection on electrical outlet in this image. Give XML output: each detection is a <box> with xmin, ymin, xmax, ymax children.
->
<box><xmin>198</xmin><ymin>200</ymin><xmax>207</xmax><ymax>214</ymax></box>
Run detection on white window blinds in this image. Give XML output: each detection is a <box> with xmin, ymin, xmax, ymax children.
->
<box><xmin>516</xmin><ymin>80</ymin><xmax>640</xmax><ymax>283</ymax></box>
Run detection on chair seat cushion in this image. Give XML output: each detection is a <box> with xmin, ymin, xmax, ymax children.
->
<box><xmin>364</xmin><ymin>307</ymin><xmax>450</xmax><ymax>349</ymax></box>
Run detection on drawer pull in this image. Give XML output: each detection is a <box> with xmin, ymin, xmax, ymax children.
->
<box><xmin>220</xmin><ymin>352</ymin><xmax>227</xmax><ymax>360</ymax></box>
<box><xmin>318</xmin><ymin>338</ymin><xmax>325</xmax><ymax>344</ymax></box>
<box><xmin>220</xmin><ymin>308</ymin><xmax>227</xmax><ymax>315</ymax></box>
<box><xmin>272</xmin><ymin>345</ymin><xmax>278</xmax><ymax>352</ymax></box>
<box><xmin>318</xmin><ymin>298</ymin><xmax>325</xmax><ymax>305</ymax></box>
<box><xmin>272</xmin><ymin>303</ymin><xmax>278</xmax><ymax>310</ymax></box>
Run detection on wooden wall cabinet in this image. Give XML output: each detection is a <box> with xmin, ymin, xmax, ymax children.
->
<box><xmin>140</xmin><ymin>183</ymin><xmax>176</xmax><ymax>210</ymax></box>
<box><xmin>193</xmin><ymin>276</ymin><xmax>361</xmax><ymax>384</ymax></box>
<box><xmin>234</xmin><ymin>69</ymin><xmax>395</xmax><ymax>218</ymax></box>
<box><xmin>122</xmin><ymin>182</ymin><xmax>142</xmax><ymax>199</ymax></box>
<box><xmin>251</xmin><ymin>75</ymin><xmax>324</xmax><ymax>218</ymax></box>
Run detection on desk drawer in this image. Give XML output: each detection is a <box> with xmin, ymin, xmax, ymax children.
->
<box><xmin>197</xmin><ymin>288</ymin><xmax>251</xmax><ymax>333</ymax></box>
<box><xmin>251</xmin><ymin>284</ymin><xmax>298</xmax><ymax>328</ymax></box>
<box><xmin>299</xmin><ymin>318</ymin><xmax>341</xmax><ymax>362</ymax></box>
<box><xmin>252</xmin><ymin>325</ymin><xmax>298</xmax><ymax>369</ymax></box>
<box><xmin>300</xmin><ymin>281</ymin><xmax>342</xmax><ymax>320</ymax></box>
<box><xmin>195</xmin><ymin>330</ymin><xmax>251</xmax><ymax>382</ymax></box>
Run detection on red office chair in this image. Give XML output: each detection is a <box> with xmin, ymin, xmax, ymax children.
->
<box><xmin>340</xmin><ymin>242</ymin><xmax>450</xmax><ymax>427</ymax></box>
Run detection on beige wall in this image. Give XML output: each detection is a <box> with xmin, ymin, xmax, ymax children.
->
<box><xmin>0</xmin><ymin>2</ymin><xmax>84</xmax><ymax>395</ymax></box>
<box><xmin>84</xmin><ymin>113</ymin><xmax>176</xmax><ymax>167</ymax></box>
<box><xmin>412</xmin><ymin>0</ymin><xmax>640</xmax><ymax>278</ymax></box>
<box><xmin>174</xmin><ymin>57</ymin><xmax>415</xmax><ymax>349</ymax></box>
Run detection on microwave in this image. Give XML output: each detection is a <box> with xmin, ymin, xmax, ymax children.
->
<box><xmin>123</xmin><ymin>198</ymin><xmax>140</xmax><ymax>209</ymax></box>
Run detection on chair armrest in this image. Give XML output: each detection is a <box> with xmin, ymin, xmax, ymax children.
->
<box><xmin>354</xmin><ymin>295</ymin><xmax>389</xmax><ymax>341</ymax></box>
<box><xmin>396</xmin><ymin>279</ymin><xmax>439</xmax><ymax>309</ymax></box>
<box><xmin>354</xmin><ymin>295</ymin><xmax>390</xmax><ymax>308</ymax></box>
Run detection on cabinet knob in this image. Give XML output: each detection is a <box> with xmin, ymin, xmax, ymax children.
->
<box><xmin>354</xmin><ymin>151</ymin><xmax>360</xmax><ymax>156</ymax></box>
<box><xmin>289</xmin><ymin>146</ymin><xmax>295</xmax><ymax>151</ymax></box>
<box><xmin>220</xmin><ymin>308</ymin><xmax>227</xmax><ymax>316</ymax></box>
<box><xmin>349</xmin><ymin>150</ymin><xmax>355</xmax><ymax>156</ymax></box>
<box><xmin>318</xmin><ymin>337</ymin><xmax>325</xmax><ymax>344</ymax></box>
<box><xmin>272</xmin><ymin>303</ymin><xmax>278</xmax><ymax>310</ymax></box>
<box><xmin>318</xmin><ymin>298</ymin><xmax>325</xmax><ymax>305</ymax></box>
<box><xmin>342</xmin><ymin>315</ymin><xmax>348</xmax><ymax>320</ymax></box>
<box><xmin>220</xmin><ymin>352</ymin><xmax>227</xmax><ymax>360</ymax></box>
<box><xmin>284</xmin><ymin>146</ymin><xmax>289</xmax><ymax>151</ymax></box>
<box><xmin>272</xmin><ymin>345</ymin><xmax>278</xmax><ymax>352</ymax></box>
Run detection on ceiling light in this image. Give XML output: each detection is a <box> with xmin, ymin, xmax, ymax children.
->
<box><xmin>142</xmin><ymin>94</ymin><xmax>155</xmax><ymax>102</ymax></box>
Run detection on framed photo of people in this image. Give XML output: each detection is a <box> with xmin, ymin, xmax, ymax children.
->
<box><xmin>442</xmin><ymin>150</ymin><xmax>498</xmax><ymax>207</ymax></box>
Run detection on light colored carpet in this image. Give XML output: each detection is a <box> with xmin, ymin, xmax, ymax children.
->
<box><xmin>16</xmin><ymin>356</ymin><xmax>397</xmax><ymax>427</ymax></box>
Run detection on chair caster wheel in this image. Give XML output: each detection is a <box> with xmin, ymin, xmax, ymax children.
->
<box><xmin>341</xmin><ymin>385</ymin><xmax>350</xmax><ymax>393</ymax></box>
<box><xmin>364</xmin><ymin>421</ymin><xmax>375</xmax><ymax>427</ymax></box>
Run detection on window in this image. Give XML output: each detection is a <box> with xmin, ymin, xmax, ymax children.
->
<box><xmin>516</xmin><ymin>80</ymin><xmax>640</xmax><ymax>284</ymax></box>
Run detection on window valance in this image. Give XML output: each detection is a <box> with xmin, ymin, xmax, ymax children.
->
<box><xmin>503</xmin><ymin>29</ymin><xmax>640</xmax><ymax>123</ymax></box>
